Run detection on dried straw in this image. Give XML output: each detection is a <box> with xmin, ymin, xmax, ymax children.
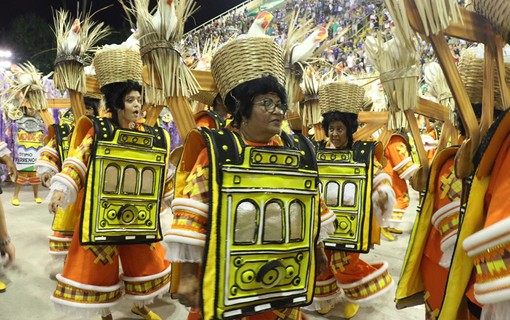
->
<box><xmin>472</xmin><ymin>0</ymin><xmax>510</xmax><ymax>42</ymax></box>
<box><xmin>413</xmin><ymin>0</ymin><xmax>462</xmax><ymax>36</ymax></box>
<box><xmin>365</xmin><ymin>33</ymin><xmax>420</xmax><ymax>129</ymax></box>
<box><xmin>1</xmin><ymin>62</ymin><xmax>49</xmax><ymax>112</ymax></box>
<box><xmin>299</xmin><ymin>66</ymin><xmax>321</xmax><ymax>126</ymax></box>
<box><xmin>52</xmin><ymin>9</ymin><xmax>111</xmax><ymax>94</ymax></box>
<box><xmin>319</xmin><ymin>79</ymin><xmax>366</xmax><ymax>116</ymax></box>
<box><xmin>123</xmin><ymin>0</ymin><xmax>200</xmax><ymax>98</ymax></box>
<box><xmin>423</xmin><ymin>61</ymin><xmax>456</xmax><ymax>123</ymax></box>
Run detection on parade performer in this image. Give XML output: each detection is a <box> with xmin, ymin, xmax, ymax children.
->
<box><xmin>194</xmin><ymin>93</ymin><xmax>229</xmax><ymax>129</ymax></box>
<box><xmin>0</xmin><ymin>140</ymin><xmax>18</xmax><ymax>292</ymax></box>
<box><xmin>165</xmin><ymin>36</ymin><xmax>334</xmax><ymax>320</ymax></box>
<box><xmin>306</xmin><ymin>80</ymin><xmax>395</xmax><ymax>318</ymax></box>
<box><xmin>10</xmin><ymin>105</ymin><xmax>46</xmax><ymax>206</ymax></box>
<box><xmin>381</xmin><ymin>132</ymin><xmax>419</xmax><ymax>240</ymax></box>
<box><xmin>35</xmin><ymin>96</ymin><xmax>100</xmax><ymax>275</ymax></box>
<box><xmin>48</xmin><ymin>47</ymin><xmax>172</xmax><ymax>320</ymax></box>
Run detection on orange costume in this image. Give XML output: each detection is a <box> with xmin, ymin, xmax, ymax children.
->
<box><xmin>309</xmin><ymin>140</ymin><xmax>395</xmax><ymax>312</ymax></box>
<box><xmin>166</xmin><ymin>129</ymin><xmax>335</xmax><ymax>320</ymax></box>
<box><xmin>396</xmin><ymin>146</ymin><xmax>465</xmax><ymax>319</ymax></box>
<box><xmin>49</xmin><ymin>121</ymin><xmax>172</xmax><ymax>315</ymax></box>
<box><xmin>383</xmin><ymin>133</ymin><xmax>419</xmax><ymax>228</ymax></box>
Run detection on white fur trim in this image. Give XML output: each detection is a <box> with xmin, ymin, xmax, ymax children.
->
<box><xmin>475</xmin><ymin>276</ymin><xmax>510</xmax><ymax>304</ymax></box>
<box><xmin>399</xmin><ymin>163</ymin><xmax>419</xmax><ymax>180</ymax></box>
<box><xmin>48</xmin><ymin>235</ymin><xmax>72</xmax><ymax>242</ymax></box>
<box><xmin>171</xmin><ymin>198</ymin><xmax>209</xmax><ymax>218</ymax></box>
<box><xmin>431</xmin><ymin>200</ymin><xmax>460</xmax><ymax>229</ymax></box>
<box><xmin>440</xmin><ymin>230</ymin><xmax>458</xmax><ymax>252</ymax></box>
<box><xmin>56</xmin><ymin>274</ymin><xmax>122</xmax><ymax>292</ymax></box>
<box><xmin>318</xmin><ymin>219</ymin><xmax>336</xmax><ymax>243</ymax></box>
<box><xmin>373</xmin><ymin>172</ymin><xmax>392</xmax><ymax>187</ymax></box>
<box><xmin>40</xmin><ymin>145</ymin><xmax>59</xmax><ymax>158</ymax></box>
<box><xmin>464</xmin><ymin>217</ymin><xmax>510</xmax><ymax>257</ymax></box>
<box><xmin>52</xmin><ymin>301</ymin><xmax>114</xmax><ymax>318</ymax></box>
<box><xmin>321</xmin><ymin>208</ymin><xmax>336</xmax><ymax>225</ymax></box>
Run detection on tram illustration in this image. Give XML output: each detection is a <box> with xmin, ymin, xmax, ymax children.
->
<box><xmin>80</xmin><ymin>118</ymin><xmax>169</xmax><ymax>245</ymax></box>
<box><xmin>316</xmin><ymin>142</ymin><xmax>375</xmax><ymax>253</ymax></box>
<box><xmin>199</xmin><ymin>128</ymin><xmax>320</xmax><ymax>319</ymax></box>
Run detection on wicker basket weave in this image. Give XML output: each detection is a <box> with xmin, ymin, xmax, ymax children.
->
<box><xmin>458</xmin><ymin>47</ymin><xmax>510</xmax><ymax>110</ymax></box>
<box><xmin>93</xmin><ymin>48</ymin><xmax>142</xmax><ymax>89</ymax></box>
<box><xmin>319</xmin><ymin>82</ymin><xmax>365</xmax><ymax>115</ymax></box>
<box><xmin>211</xmin><ymin>37</ymin><xmax>285</xmax><ymax>100</ymax></box>
<box><xmin>192</xmin><ymin>90</ymin><xmax>217</xmax><ymax>106</ymax></box>
<box><xmin>473</xmin><ymin>0</ymin><xmax>510</xmax><ymax>42</ymax></box>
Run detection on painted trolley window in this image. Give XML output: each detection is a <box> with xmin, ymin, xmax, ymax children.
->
<box><xmin>234</xmin><ymin>201</ymin><xmax>259</xmax><ymax>244</ymax></box>
<box><xmin>140</xmin><ymin>168</ymin><xmax>155</xmax><ymax>195</ymax></box>
<box><xmin>103</xmin><ymin>164</ymin><xmax>120</xmax><ymax>193</ymax></box>
<box><xmin>122</xmin><ymin>166</ymin><xmax>138</xmax><ymax>194</ymax></box>
<box><xmin>325</xmin><ymin>181</ymin><xmax>340</xmax><ymax>207</ymax></box>
<box><xmin>289</xmin><ymin>200</ymin><xmax>304</xmax><ymax>241</ymax></box>
<box><xmin>263</xmin><ymin>200</ymin><xmax>284</xmax><ymax>243</ymax></box>
<box><xmin>342</xmin><ymin>182</ymin><xmax>357</xmax><ymax>207</ymax></box>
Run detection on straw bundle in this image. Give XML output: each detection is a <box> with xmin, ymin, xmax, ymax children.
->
<box><xmin>283</xmin><ymin>10</ymin><xmax>347</xmax><ymax>113</ymax></box>
<box><xmin>211</xmin><ymin>37</ymin><xmax>285</xmax><ymax>101</ymax></box>
<box><xmin>472</xmin><ymin>0</ymin><xmax>510</xmax><ymax>42</ymax></box>
<box><xmin>424</xmin><ymin>62</ymin><xmax>456</xmax><ymax>123</ymax></box>
<box><xmin>124</xmin><ymin>0</ymin><xmax>200</xmax><ymax>98</ymax></box>
<box><xmin>457</xmin><ymin>45</ymin><xmax>510</xmax><ymax>110</ymax></box>
<box><xmin>300</xmin><ymin>66</ymin><xmax>321</xmax><ymax>126</ymax></box>
<box><xmin>413</xmin><ymin>0</ymin><xmax>462</xmax><ymax>36</ymax></box>
<box><xmin>1</xmin><ymin>62</ymin><xmax>49</xmax><ymax>112</ymax></box>
<box><xmin>52</xmin><ymin>9</ymin><xmax>111</xmax><ymax>94</ymax></box>
<box><xmin>190</xmin><ymin>37</ymin><xmax>220</xmax><ymax>106</ymax></box>
<box><xmin>365</xmin><ymin>33</ymin><xmax>420</xmax><ymax>129</ymax></box>
<box><xmin>319</xmin><ymin>80</ymin><xmax>366</xmax><ymax>116</ymax></box>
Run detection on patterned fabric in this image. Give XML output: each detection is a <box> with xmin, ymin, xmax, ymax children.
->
<box><xmin>35</xmin><ymin>138</ymin><xmax>60</xmax><ymax>173</ymax></box>
<box><xmin>124</xmin><ymin>272</ymin><xmax>171</xmax><ymax>296</ymax></box>
<box><xmin>16</xmin><ymin>171</ymin><xmax>41</xmax><ymax>184</ymax></box>
<box><xmin>54</xmin><ymin>280</ymin><xmax>122</xmax><ymax>304</ymax></box>
<box><xmin>85</xmin><ymin>245</ymin><xmax>119</xmax><ymax>265</ymax></box>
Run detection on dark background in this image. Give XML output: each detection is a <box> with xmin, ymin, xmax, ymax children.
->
<box><xmin>0</xmin><ymin>0</ymin><xmax>245</xmax><ymax>72</ymax></box>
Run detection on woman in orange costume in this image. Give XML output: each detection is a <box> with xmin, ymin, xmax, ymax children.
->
<box><xmin>166</xmin><ymin>37</ymin><xmax>334</xmax><ymax>320</ymax></box>
<box><xmin>48</xmin><ymin>48</ymin><xmax>171</xmax><ymax>320</ymax></box>
<box><xmin>381</xmin><ymin>133</ymin><xmax>419</xmax><ymax>240</ymax></box>
<box><xmin>306</xmin><ymin>81</ymin><xmax>396</xmax><ymax>319</ymax></box>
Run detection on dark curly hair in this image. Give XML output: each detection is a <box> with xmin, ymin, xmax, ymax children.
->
<box><xmin>223</xmin><ymin>76</ymin><xmax>287</xmax><ymax>128</ymax></box>
<box><xmin>84</xmin><ymin>96</ymin><xmax>100</xmax><ymax>117</ymax></box>
<box><xmin>100</xmin><ymin>80</ymin><xmax>142</xmax><ymax>126</ymax></box>
<box><xmin>321</xmin><ymin>111</ymin><xmax>358</xmax><ymax>148</ymax></box>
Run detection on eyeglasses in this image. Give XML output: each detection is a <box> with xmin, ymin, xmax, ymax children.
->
<box><xmin>252</xmin><ymin>98</ymin><xmax>288</xmax><ymax>114</ymax></box>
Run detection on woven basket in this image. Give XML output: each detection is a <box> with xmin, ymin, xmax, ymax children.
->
<box><xmin>473</xmin><ymin>0</ymin><xmax>510</xmax><ymax>42</ymax></box>
<box><xmin>211</xmin><ymin>37</ymin><xmax>285</xmax><ymax>100</ymax></box>
<box><xmin>319</xmin><ymin>82</ymin><xmax>366</xmax><ymax>115</ymax></box>
<box><xmin>93</xmin><ymin>48</ymin><xmax>142</xmax><ymax>89</ymax></box>
<box><xmin>458</xmin><ymin>47</ymin><xmax>510</xmax><ymax>110</ymax></box>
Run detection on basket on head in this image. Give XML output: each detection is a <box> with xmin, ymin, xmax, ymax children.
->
<box><xmin>472</xmin><ymin>0</ymin><xmax>510</xmax><ymax>43</ymax></box>
<box><xmin>192</xmin><ymin>90</ymin><xmax>217</xmax><ymax>107</ymax></box>
<box><xmin>319</xmin><ymin>81</ymin><xmax>366</xmax><ymax>115</ymax></box>
<box><xmin>458</xmin><ymin>46</ymin><xmax>510</xmax><ymax>110</ymax></box>
<box><xmin>93</xmin><ymin>47</ymin><xmax>142</xmax><ymax>89</ymax></box>
<box><xmin>210</xmin><ymin>37</ymin><xmax>285</xmax><ymax>101</ymax></box>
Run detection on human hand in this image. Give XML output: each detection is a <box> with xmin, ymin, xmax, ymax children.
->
<box><xmin>41</xmin><ymin>173</ymin><xmax>52</xmax><ymax>188</ymax></box>
<box><xmin>49</xmin><ymin>190</ymin><xmax>65</xmax><ymax>214</ymax></box>
<box><xmin>3</xmin><ymin>157</ymin><xmax>17</xmax><ymax>182</ymax></box>
<box><xmin>1</xmin><ymin>242</ymin><xmax>15</xmax><ymax>267</ymax></box>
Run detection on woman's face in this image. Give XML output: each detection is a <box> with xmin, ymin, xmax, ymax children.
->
<box><xmin>242</xmin><ymin>92</ymin><xmax>286</xmax><ymax>142</ymax></box>
<box><xmin>117</xmin><ymin>90</ymin><xmax>142</xmax><ymax>125</ymax></box>
<box><xmin>328</xmin><ymin>119</ymin><xmax>348</xmax><ymax>148</ymax></box>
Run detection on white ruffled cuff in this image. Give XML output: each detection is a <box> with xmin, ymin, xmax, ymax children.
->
<box><xmin>36</xmin><ymin>164</ymin><xmax>58</xmax><ymax>177</ymax></box>
<box><xmin>48</xmin><ymin>177</ymin><xmax>77</xmax><ymax>209</ymax></box>
<box><xmin>372</xmin><ymin>184</ymin><xmax>396</xmax><ymax>226</ymax></box>
<box><xmin>318</xmin><ymin>219</ymin><xmax>336</xmax><ymax>243</ymax></box>
<box><xmin>163</xmin><ymin>242</ymin><xmax>203</xmax><ymax>263</ymax></box>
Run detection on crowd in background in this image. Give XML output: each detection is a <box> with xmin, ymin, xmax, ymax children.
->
<box><xmin>184</xmin><ymin>0</ymin><xmax>470</xmax><ymax>78</ymax></box>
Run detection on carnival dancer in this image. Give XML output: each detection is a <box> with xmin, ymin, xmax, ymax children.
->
<box><xmin>307</xmin><ymin>80</ymin><xmax>395</xmax><ymax>319</ymax></box>
<box><xmin>48</xmin><ymin>47</ymin><xmax>171</xmax><ymax>320</ymax></box>
<box><xmin>0</xmin><ymin>140</ymin><xmax>18</xmax><ymax>292</ymax></box>
<box><xmin>194</xmin><ymin>93</ymin><xmax>229</xmax><ymax>129</ymax></box>
<box><xmin>165</xmin><ymin>36</ymin><xmax>334</xmax><ymax>320</ymax></box>
<box><xmin>35</xmin><ymin>96</ymin><xmax>100</xmax><ymax>277</ymax></box>
<box><xmin>10</xmin><ymin>105</ymin><xmax>46</xmax><ymax>206</ymax></box>
<box><xmin>381</xmin><ymin>132</ymin><xmax>419</xmax><ymax>240</ymax></box>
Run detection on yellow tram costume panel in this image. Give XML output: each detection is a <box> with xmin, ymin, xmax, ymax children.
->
<box><xmin>395</xmin><ymin>146</ymin><xmax>462</xmax><ymax>319</ymax></box>
<box><xmin>383</xmin><ymin>133</ymin><xmax>419</xmax><ymax>228</ymax></box>
<box><xmin>36</xmin><ymin>122</ymin><xmax>75</xmax><ymax>257</ymax></box>
<box><xmin>49</xmin><ymin>116</ymin><xmax>172</xmax><ymax>312</ymax></box>
<box><xmin>166</xmin><ymin>126</ymin><xmax>334</xmax><ymax>320</ymax></box>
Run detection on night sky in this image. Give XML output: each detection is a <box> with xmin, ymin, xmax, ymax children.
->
<box><xmin>0</xmin><ymin>0</ymin><xmax>245</xmax><ymax>32</ymax></box>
